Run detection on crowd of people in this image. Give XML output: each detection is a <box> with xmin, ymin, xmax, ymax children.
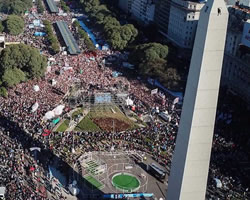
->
<box><xmin>0</xmin><ymin>1</ymin><xmax>249</xmax><ymax>200</ymax></box>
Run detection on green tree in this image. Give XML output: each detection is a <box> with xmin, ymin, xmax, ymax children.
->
<box><xmin>60</xmin><ymin>0</ymin><xmax>70</xmax><ymax>12</ymax></box>
<box><xmin>73</xmin><ymin>20</ymin><xmax>80</xmax><ymax>28</ymax></box>
<box><xmin>130</xmin><ymin>43</ymin><xmax>169</xmax><ymax>65</ymax></box>
<box><xmin>43</xmin><ymin>20</ymin><xmax>60</xmax><ymax>55</ymax></box>
<box><xmin>5</xmin><ymin>15</ymin><xmax>24</xmax><ymax>35</ymax></box>
<box><xmin>37</xmin><ymin>0</ymin><xmax>44</xmax><ymax>14</ymax></box>
<box><xmin>0</xmin><ymin>0</ymin><xmax>32</xmax><ymax>15</ymax></box>
<box><xmin>2</xmin><ymin>67</ymin><xmax>26</xmax><ymax>87</ymax></box>
<box><xmin>78</xmin><ymin>0</ymin><xmax>138</xmax><ymax>50</ymax></box>
<box><xmin>0</xmin><ymin>86</ymin><xmax>8</xmax><ymax>98</ymax></box>
<box><xmin>0</xmin><ymin>44</ymin><xmax>47</xmax><ymax>85</ymax></box>
<box><xmin>51</xmin><ymin>42</ymin><xmax>60</xmax><ymax>54</ymax></box>
<box><xmin>0</xmin><ymin>21</ymin><xmax>4</xmax><ymax>32</ymax></box>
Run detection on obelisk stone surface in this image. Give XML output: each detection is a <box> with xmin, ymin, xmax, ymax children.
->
<box><xmin>166</xmin><ymin>0</ymin><xmax>228</xmax><ymax>199</ymax></box>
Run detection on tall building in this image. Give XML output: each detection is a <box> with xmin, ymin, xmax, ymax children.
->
<box><xmin>166</xmin><ymin>0</ymin><xmax>228</xmax><ymax>199</ymax></box>
<box><xmin>154</xmin><ymin>0</ymin><xmax>171</xmax><ymax>35</ymax></box>
<box><xmin>221</xmin><ymin>5</ymin><xmax>250</xmax><ymax>103</ymax></box>
<box><xmin>118</xmin><ymin>0</ymin><xmax>132</xmax><ymax>14</ymax></box>
<box><xmin>118</xmin><ymin>0</ymin><xmax>156</xmax><ymax>25</ymax></box>
<box><xmin>154</xmin><ymin>0</ymin><xmax>205</xmax><ymax>49</ymax></box>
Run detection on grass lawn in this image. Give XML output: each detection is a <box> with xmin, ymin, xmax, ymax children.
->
<box><xmin>112</xmin><ymin>174</ymin><xmax>140</xmax><ymax>190</ymax></box>
<box><xmin>56</xmin><ymin>119</ymin><xmax>70</xmax><ymax>132</ymax></box>
<box><xmin>72</xmin><ymin>107</ymin><xmax>84</xmax><ymax>119</ymax></box>
<box><xmin>88</xmin><ymin>105</ymin><xmax>134</xmax><ymax>127</ymax></box>
<box><xmin>85</xmin><ymin>175</ymin><xmax>103</xmax><ymax>189</ymax></box>
<box><xmin>74</xmin><ymin>116</ymin><xmax>100</xmax><ymax>132</ymax></box>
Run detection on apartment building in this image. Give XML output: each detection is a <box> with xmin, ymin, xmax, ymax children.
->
<box><xmin>119</xmin><ymin>0</ymin><xmax>155</xmax><ymax>25</ymax></box>
<box><xmin>221</xmin><ymin>5</ymin><xmax>250</xmax><ymax>103</ymax></box>
<box><xmin>154</xmin><ymin>0</ymin><xmax>205</xmax><ymax>49</ymax></box>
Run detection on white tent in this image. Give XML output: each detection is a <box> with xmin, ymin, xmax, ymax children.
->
<box><xmin>52</xmin><ymin>79</ymin><xmax>57</xmax><ymax>86</ymax></box>
<box><xmin>33</xmin><ymin>85</ymin><xmax>40</xmax><ymax>92</ymax></box>
<box><xmin>214</xmin><ymin>178</ymin><xmax>222</xmax><ymax>188</ymax></box>
<box><xmin>69</xmin><ymin>181</ymin><xmax>79</xmax><ymax>196</ymax></box>
<box><xmin>62</xmin><ymin>66</ymin><xmax>73</xmax><ymax>71</ymax></box>
<box><xmin>0</xmin><ymin>187</ymin><xmax>6</xmax><ymax>198</ymax></box>
<box><xmin>45</xmin><ymin>111</ymin><xmax>55</xmax><ymax>120</ymax></box>
<box><xmin>125</xmin><ymin>98</ymin><xmax>133</xmax><ymax>106</ymax></box>
<box><xmin>53</xmin><ymin>105</ymin><xmax>65</xmax><ymax>116</ymax></box>
<box><xmin>30</xmin><ymin>147</ymin><xmax>41</xmax><ymax>152</ymax></box>
<box><xmin>31</xmin><ymin>102</ymin><xmax>39</xmax><ymax>112</ymax></box>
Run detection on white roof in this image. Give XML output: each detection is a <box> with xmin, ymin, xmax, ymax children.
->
<box><xmin>0</xmin><ymin>187</ymin><xmax>6</xmax><ymax>195</ymax></box>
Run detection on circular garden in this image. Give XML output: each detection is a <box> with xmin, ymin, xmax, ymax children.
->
<box><xmin>111</xmin><ymin>173</ymin><xmax>140</xmax><ymax>192</ymax></box>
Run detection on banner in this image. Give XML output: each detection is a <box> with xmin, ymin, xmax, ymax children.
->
<box><xmin>151</xmin><ymin>88</ymin><xmax>158</xmax><ymax>95</ymax></box>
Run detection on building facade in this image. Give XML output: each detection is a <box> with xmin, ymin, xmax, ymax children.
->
<box><xmin>221</xmin><ymin>5</ymin><xmax>250</xmax><ymax>104</ymax></box>
<box><xmin>154</xmin><ymin>0</ymin><xmax>205</xmax><ymax>49</ymax></box>
<box><xmin>118</xmin><ymin>0</ymin><xmax>155</xmax><ymax>25</ymax></box>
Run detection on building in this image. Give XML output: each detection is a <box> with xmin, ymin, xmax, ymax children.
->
<box><xmin>119</xmin><ymin>0</ymin><xmax>156</xmax><ymax>25</ymax></box>
<box><xmin>221</xmin><ymin>5</ymin><xmax>250</xmax><ymax>103</ymax></box>
<box><xmin>239</xmin><ymin>0</ymin><xmax>250</xmax><ymax>7</ymax></box>
<box><xmin>154</xmin><ymin>0</ymin><xmax>205</xmax><ymax>49</ymax></box>
<box><xmin>166</xmin><ymin>0</ymin><xmax>228</xmax><ymax>199</ymax></box>
<box><xmin>118</xmin><ymin>0</ymin><xmax>132</xmax><ymax>14</ymax></box>
<box><xmin>154</xmin><ymin>0</ymin><xmax>171</xmax><ymax>36</ymax></box>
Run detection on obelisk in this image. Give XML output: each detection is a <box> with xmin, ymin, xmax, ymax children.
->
<box><xmin>166</xmin><ymin>0</ymin><xmax>228</xmax><ymax>199</ymax></box>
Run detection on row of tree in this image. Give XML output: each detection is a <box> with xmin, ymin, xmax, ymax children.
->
<box><xmin>60</xmin><ymin>0</ymin><xmax>70</xmax><ymax>13</ymax></box>
<box><xmin>77</xmin><ymin>0</ymin><xmax>182</xmax><ymax>90</ymax></box>
<box><xmin>73</xmin><ymin>20</ymin><xmax>95</xmax><ymax>51</ymax></box>
<box><xmin>78</xmin><ymin>0</ymin><xmax>138</xmax><ymax>51</ymax></box>
<box><xmin>37</xmin><ymin>0</ymin><xmax>44</xmax><ymax>14</ymax></box>
<box><xmin>43</xmin><ymin>20</ymin><xmax>60</xmax><ymax>54</ymax></box>
<box><xmin>0</xmin><ymin>0</ymin><xmax>32</xmax><ymax>15</ymax></box>
<box><xmin>0</xmin><ymin>44</ymin><xmax>47</xmax><ymax>97</ymax></box>
<box><xmin>0</xmin><ymin>15</ymin><xmax>24</xmax><ymax>35</ymax></box>
<box><xmin>129</xmin><ymin>43</ymin><xmax>181</xmax><ymax>90</ymax></box>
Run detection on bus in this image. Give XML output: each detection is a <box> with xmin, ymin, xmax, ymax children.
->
<box><xmin>148</xmin><ymin>163</ymin><xmax>167</xmax><ymax>180</ymax></box>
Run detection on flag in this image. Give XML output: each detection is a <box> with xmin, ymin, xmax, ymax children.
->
<box><xmin>173</xmin><ymin>97</ymin><xmax>179</xmax><ymax>105</ymax></box>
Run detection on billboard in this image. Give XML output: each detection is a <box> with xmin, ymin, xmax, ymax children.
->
<box><xmin>241</xmin><ymin>20</ymin><xmax>250</xmax><ymax>48</ymax></box>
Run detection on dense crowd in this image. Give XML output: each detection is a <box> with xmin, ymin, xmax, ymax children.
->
<box><xmin>0</xmin><ymin>1</ymin><xmax>249</xmax><ymax>200</ymax></box>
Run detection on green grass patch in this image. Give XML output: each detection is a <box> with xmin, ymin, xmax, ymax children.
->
<box><xmin>85</xmin><ymin>175</ymin><xmax>103</xmax><ymax>189</ymax></box>
<box><xmin>88</xmin><ymin>105</ymin><xmax>135</xmax><ymax>127</ymax></box>
<box><xmin>74</xmin><ymin>116</ymin><xmax>100</xmax><ymax>132</ymax></box>
<box><xmin>56</xmin><ymin>119</ymin><xmax>70</xmax><ymax>132</ymax></box>
<box><xmin>72</xmin><ymin>108</ymin><xmax>84</xmax><ymax>119</ymax></box>
<box><xmin>112</xmin><ymin>174</ymin><xmax>140</xmax><ymax>191</ymax></box>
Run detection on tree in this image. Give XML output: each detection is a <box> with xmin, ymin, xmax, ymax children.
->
<box><xmin>0</xmin><ymin>21</ymin><xmax>4</xmax><ymax>32</ymax></box>
<box><xmin>43</xmin><ymin>20</ymin><xmax>60</xmax><ymax>55</ymax></box>
<box><xmin>0</xmin><ymin>86</ymin><xmax>8</xmax><ymax>98</ymax></box>
<box><xmin>5</xmin><ymin>15</ymin><xmax>24</xmax><ymax>35</ymax></box>
<box><xmin>129</xmin><ymin>43</ymin><xmax>169</xmax><ymax>65</ymax></box>
<box><xmin>0</xmin><ymin>44</ymin><xmax>47</xmax><ymax>86</ymax></box>
<box><xmin>129</xmin><ymin>42</ymin><xmax>181</xmax><ymax>89</ymax></box>
<box><xmin>51</xmin><ymin>42</ymin><xmax>60</xmax><ymax>54</ymax></box>
<box><xmin>78</xmin><ymin>0</ymin><xmax>138</xmax><ymax>50</ymax></box>
<box><xmin>60</xmin><ymin>0</ymin><xmax>70</xmax><ymax>12</ymax></box>
<box><xmin>0</xmin><ymin>0</ymin><xmax>32</xmax><ymax>15</ymax></box>
<box><xmin>2</xmin><ymin>67</ymin><xmax>26</xmax><ymax>87</ymax></box>
<box><xmin>37</xmin><ymin>0</ymin><xmax>44</xmax><ymax>14</ymax></box>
